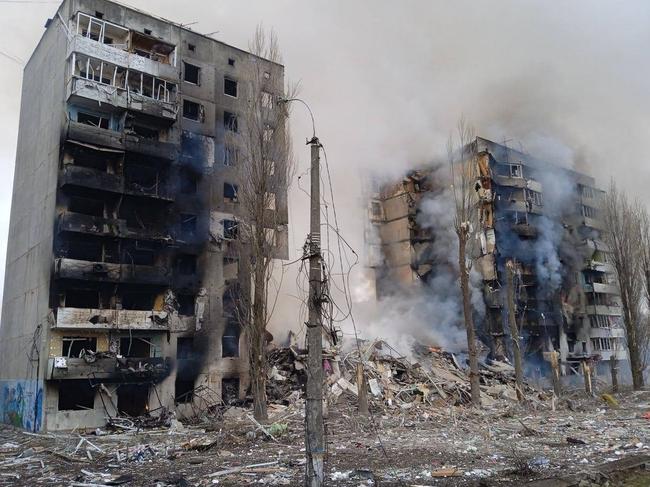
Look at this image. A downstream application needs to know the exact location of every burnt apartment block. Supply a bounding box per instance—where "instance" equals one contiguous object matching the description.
[0,0,288,431]
[367,137,626,380]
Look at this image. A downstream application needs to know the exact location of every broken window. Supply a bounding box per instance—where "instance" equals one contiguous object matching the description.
[261,91,274,110]
[175,379,194,403]
[582,205,598,219]
[58,381,95,411]
[224,183,238,203]
[180,214,198,236]
[120,336,152,357]
[221,378,240,405]
[177,254,197,275]
[183,99,204,122]
[591,337,615,351]
[77,111,109,129]
[117,384,149,416]
[66,237,103,262]
[177,295,195,316]
[130,31,174,64]
[64,289,101,308]
[228,58,235,67]
[183,62,200,85]
[509,164,523,178]
[224,111,238,132]
[224,77,238,97]
[124,164,159,193]
[589,315,611,328]
[188,43,196,52]
[224,145,238,166]
[121,292,155,311]
[62,337,97,358]
[223,219,238,240]
[76,12,129,49]
[222,320,240,357]
[371,201,382,218]
[526,189,543,207]
[68,196,104,217]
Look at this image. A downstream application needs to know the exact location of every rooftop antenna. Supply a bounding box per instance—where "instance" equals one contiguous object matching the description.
[204,31,220,37]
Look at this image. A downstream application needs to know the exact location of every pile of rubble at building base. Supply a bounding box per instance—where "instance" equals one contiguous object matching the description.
[266,338,544,409]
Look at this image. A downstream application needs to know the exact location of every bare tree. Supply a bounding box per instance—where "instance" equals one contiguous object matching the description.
[505,260,525,401]
[448,118,481,406]
[602,180,646,389]
[227,25,297,420]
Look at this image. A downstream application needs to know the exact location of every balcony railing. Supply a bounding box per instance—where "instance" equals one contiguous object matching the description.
[47,355,171,381]
[54,258,171,286]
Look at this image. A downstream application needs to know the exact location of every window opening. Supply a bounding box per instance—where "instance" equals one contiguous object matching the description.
[58,381,95,411]
[183,62,200,84]
[224,183,238,203]
[224,77,238,97]
[224,111,238,132]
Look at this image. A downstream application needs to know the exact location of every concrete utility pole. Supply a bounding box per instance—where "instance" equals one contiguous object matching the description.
[305,137,325,487]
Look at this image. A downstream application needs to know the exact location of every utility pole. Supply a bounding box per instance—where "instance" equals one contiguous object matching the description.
[305,136,325,487]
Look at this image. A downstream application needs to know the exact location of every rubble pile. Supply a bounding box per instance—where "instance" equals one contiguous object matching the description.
[266,339,540,409]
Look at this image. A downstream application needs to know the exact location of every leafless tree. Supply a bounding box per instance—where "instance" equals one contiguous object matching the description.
[227,25,297,420]
[602,180,647,389]
[448,118,481,406]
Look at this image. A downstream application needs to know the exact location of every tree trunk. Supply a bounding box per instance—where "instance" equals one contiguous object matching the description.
[251,250,268,421]
[610,354,618,393]
[458,235,481,406]
[622,296,645,390]
[505,261,525,401]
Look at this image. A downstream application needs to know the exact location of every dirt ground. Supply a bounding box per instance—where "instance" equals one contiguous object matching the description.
[0,389,649,486]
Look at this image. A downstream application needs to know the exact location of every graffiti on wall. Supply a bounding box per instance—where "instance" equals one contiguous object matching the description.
[0,380,43,431]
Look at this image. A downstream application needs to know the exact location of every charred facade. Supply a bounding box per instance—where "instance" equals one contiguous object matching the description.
[368,137,626,379]
[0,0,287,430]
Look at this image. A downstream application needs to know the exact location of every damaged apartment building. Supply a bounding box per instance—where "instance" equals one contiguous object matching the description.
[368,137,626,379]
[0,0,288,431]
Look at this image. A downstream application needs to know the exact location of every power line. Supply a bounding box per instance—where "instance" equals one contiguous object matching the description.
[0,49,24,66]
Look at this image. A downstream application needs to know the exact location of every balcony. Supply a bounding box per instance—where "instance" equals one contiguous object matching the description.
[59,165,174,201]
[54,258,171,286]
[55,307,166,330]
[582,216,605,231]
[589,327,626,339]
[66,121,179,160]
[68,76,177,121]
[58,211,174,243]
[70,14,178,81]
[589,305,623,316]
[587,282,619,295]
[58,212,126,238]
[493,175,527,189]
[47,355,171,381]
[512,223,537,238]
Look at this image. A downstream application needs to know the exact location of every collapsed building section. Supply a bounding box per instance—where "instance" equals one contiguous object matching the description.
[368,137,626,380]
[0,0,288,431]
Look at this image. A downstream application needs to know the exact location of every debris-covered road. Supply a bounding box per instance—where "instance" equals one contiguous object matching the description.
[0,389,649,486]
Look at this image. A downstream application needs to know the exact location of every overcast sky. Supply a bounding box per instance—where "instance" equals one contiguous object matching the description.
[1,0,650,329]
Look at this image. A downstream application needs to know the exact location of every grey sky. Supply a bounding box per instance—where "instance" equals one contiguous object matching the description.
[1,0,649,327]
